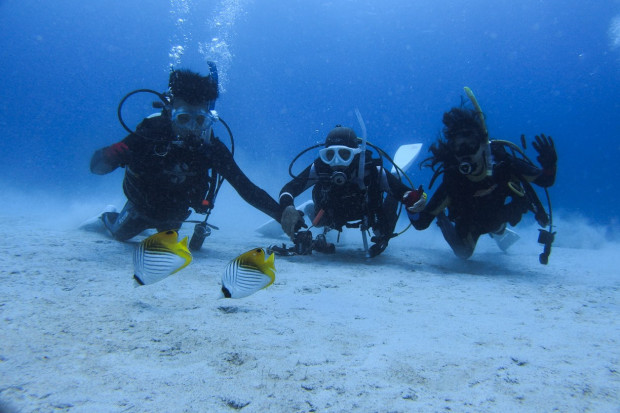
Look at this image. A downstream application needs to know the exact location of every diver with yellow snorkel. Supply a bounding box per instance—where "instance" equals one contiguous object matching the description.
[409,88,557,264]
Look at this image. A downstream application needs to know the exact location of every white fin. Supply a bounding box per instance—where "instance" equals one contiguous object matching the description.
[490,228,520,252]
[79,205,117,232]
[391,143,423,174]
[255,199,313,237]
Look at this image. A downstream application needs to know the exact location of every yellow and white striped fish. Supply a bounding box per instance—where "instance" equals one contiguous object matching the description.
[221,248,276,298]
[133,230,192,285]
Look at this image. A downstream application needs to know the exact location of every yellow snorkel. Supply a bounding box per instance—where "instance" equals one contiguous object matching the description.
[464,87,493,176]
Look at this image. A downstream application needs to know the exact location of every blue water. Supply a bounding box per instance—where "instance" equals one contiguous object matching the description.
[1,0,618,227]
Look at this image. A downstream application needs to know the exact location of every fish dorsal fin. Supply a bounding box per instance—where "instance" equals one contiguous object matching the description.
[266,252,275,267]
[179,236,189,248]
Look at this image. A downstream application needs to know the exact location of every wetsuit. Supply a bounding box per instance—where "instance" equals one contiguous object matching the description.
[90,114,281,240]
[279,153,411,240]
[409,141,556,258]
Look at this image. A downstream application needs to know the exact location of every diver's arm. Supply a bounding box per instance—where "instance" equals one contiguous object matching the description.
[380,168,427,212]
[382,168,412,199]
[532,134,557,187]
[408,183,450,230]
[211,139,282,222]
[90,148,117,175]
[90,139,132,175]
[533,166,556,187]
[89,122,154,175]
[279,164,314,208]
[511,134,556,187]
[511,157,555,187]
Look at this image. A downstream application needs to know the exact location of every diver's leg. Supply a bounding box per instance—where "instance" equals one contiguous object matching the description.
[102,201,151,241]
[155,210,191,233]
[381,196,399,236]
[436,211,477,259]
[489,223,520,252]
[368,197,399,258]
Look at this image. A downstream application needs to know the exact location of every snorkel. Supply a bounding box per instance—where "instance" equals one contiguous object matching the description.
[354,108,370,255]
[464,87,493,177]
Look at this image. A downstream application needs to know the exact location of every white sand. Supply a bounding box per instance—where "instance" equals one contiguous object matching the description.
[1,207,618,412]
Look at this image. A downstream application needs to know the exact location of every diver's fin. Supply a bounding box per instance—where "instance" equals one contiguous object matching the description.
[79,205,118,232]
[266,244,297,256]
[255,199,313,237]
[391,143,423,174]
[490,227,520,252]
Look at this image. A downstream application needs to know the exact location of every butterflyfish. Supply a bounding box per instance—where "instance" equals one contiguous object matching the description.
[133,230,192,285]
[221,248,276,298]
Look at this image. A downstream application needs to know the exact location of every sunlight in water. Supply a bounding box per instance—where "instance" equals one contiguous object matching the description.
[610,15,620,50]
[199,0,251,92]
[168,0,250,92]
[169,0,192,67]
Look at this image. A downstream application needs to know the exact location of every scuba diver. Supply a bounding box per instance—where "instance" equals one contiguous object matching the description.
[277,125,427,258]
[87,64,281,248]
[409,88,557,263]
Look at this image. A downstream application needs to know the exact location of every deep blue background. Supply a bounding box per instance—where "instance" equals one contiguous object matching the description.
[1,0,618,225]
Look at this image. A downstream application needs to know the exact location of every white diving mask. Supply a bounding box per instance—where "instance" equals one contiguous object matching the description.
[319,145,361,167]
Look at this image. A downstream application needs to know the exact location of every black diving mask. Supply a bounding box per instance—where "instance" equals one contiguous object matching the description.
[452,140,481,157]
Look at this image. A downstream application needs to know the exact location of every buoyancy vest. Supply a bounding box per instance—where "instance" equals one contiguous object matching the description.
[311,153,384,230]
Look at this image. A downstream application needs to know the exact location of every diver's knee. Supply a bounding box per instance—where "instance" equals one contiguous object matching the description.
[452,246,474,260]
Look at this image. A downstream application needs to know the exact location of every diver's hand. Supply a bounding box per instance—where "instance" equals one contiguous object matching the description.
[280,205,307,239]
[532,134,557,170]
[103,142,131,165]
[402,186,427,213]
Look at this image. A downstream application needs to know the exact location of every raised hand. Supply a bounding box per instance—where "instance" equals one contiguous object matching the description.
[532,134,557,170]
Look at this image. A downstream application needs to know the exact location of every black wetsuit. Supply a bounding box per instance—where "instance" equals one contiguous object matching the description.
[409,141,556,258]
[90,114,281,240]
[279,153,411,239]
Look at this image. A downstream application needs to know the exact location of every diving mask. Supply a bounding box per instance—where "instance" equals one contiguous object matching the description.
[451,139,481,157]
[319,145,361,168]
[171,107,217,139]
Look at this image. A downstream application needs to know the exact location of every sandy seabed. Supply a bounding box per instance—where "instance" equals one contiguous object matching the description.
[0,213,618,412]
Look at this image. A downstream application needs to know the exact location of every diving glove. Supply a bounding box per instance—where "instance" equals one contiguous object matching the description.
[402,186,427,213]
[281,205,307,240]
[532,134,557,170]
